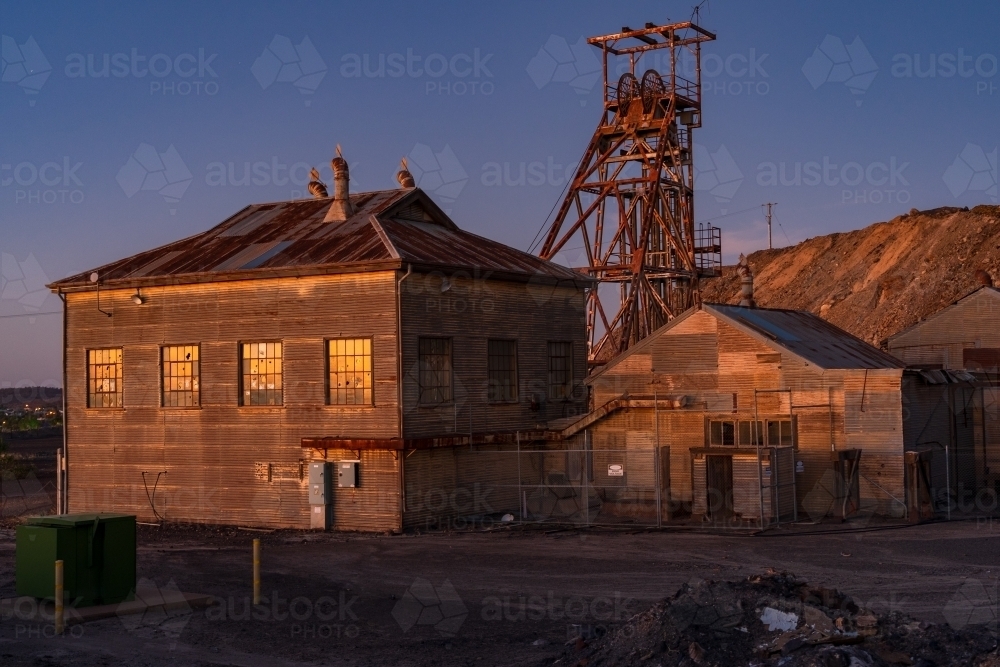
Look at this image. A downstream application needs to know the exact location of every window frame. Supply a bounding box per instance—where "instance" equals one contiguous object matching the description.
[327,337,374,407]
[160,344,201,409]
[547,341,573,401]
[240,341,284,407]
[487,339,519,404]
[418,337,453,406]
[707,417,791,448]
[86,347,124,409]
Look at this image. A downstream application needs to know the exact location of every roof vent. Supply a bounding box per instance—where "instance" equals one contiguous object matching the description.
[737,254,755,308]
[324,145,355,222]
[396,158,415,189]
[307,167,328,198]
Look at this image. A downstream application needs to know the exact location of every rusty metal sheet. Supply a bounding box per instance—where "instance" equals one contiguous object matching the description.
[50,188,589,291]
[705,304,905,370]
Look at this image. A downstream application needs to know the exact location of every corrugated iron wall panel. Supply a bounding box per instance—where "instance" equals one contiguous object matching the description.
[400,277,587,437]
[65,272,401,529]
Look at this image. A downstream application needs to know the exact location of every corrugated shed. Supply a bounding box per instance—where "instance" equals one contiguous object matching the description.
[50,188,588,291]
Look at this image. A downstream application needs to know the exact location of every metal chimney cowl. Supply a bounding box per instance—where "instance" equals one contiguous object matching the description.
[324,151,355,222]
[737,254,755,308]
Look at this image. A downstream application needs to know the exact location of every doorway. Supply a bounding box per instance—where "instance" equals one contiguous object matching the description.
[706,454,734,522]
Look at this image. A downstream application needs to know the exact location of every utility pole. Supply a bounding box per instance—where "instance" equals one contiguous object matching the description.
[764,202,777,250]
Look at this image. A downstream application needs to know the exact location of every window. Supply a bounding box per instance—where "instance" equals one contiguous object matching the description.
[328,338,372,405]
[161,345,199,407]
[708,419,765,447]
[767,419,795,447]
[709,420,736,446]
[87,348,122,408]
[418,337,452,404]
[241,342,283,406]
[487,339,518,403]
[547,341,573,400]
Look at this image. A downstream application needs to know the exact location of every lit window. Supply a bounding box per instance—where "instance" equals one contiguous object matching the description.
[487,339,518,403]
[242,342,283,406]
[328,338,372,405]
[418,337,452,404]
[162,345,199,407]
[547,341,573,400]
[88,348,122,408]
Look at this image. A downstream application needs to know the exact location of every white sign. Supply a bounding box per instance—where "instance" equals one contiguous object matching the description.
[608,464,624,477]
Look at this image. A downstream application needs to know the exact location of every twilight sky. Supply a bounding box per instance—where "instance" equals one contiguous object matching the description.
[1,0,997,386]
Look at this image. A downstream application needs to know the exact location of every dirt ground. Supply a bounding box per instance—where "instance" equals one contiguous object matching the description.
[1,517,999,667]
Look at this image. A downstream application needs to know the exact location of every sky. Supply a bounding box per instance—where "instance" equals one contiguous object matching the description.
[1,0,998,386]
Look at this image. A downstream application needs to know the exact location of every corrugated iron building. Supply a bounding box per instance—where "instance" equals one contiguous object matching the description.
[48,186,590,530]
[569,304,911,520]
[888,286,1000,508]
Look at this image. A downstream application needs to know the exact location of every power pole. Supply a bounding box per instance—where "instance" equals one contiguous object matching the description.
[764,202,777,250]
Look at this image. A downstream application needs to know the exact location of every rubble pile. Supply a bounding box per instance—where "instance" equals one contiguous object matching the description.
[561,574,998,667]
[700,205,1000,345]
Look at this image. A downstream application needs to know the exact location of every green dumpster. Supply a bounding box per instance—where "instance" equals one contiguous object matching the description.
[16,513,136,607]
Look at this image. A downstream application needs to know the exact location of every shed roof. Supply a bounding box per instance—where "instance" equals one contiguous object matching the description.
[49,188,588,291]
[704,304,906,370]
[590,303,904,381]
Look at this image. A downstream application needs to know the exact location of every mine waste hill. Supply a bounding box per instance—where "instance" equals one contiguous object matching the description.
[700,205,1000,346]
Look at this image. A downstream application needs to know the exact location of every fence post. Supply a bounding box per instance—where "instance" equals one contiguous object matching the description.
[252,539,261,605]
[54,559,64,635]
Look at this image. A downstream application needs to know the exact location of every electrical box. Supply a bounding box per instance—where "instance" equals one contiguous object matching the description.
[308,462,331,505]
[338,461,359,488]
[16,513,136,607]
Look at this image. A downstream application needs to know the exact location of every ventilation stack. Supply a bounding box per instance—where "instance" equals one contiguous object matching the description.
[324,146,355,222]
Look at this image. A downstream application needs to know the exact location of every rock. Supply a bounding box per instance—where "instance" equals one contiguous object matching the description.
[802,605,836,634]
[688,641,705,664]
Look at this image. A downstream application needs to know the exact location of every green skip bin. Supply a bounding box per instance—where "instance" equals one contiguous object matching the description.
[16,514,136,607]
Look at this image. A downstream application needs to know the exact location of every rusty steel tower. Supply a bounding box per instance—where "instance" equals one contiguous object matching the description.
[539,21,721,366]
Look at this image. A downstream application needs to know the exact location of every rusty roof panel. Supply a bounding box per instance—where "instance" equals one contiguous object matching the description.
[50,188,591,290]
[706,303,905,370]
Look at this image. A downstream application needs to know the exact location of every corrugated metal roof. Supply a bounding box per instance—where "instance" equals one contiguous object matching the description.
[706,303,905,370]
[49,188,588,290]
[910,368,978,384]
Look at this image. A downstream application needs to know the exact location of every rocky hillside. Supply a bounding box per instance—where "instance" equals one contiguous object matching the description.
[700,205,1000,346]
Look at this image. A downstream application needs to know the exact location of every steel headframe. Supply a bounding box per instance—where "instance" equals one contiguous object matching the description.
[539,21,721,367]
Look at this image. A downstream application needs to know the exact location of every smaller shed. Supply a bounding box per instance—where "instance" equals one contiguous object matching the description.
[887,286,1000,371]
[888,286,1000,509]
[566,303,909,524]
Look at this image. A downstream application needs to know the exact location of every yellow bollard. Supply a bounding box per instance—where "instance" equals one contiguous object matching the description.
[54,559,64,635]
[252,539,261,605]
